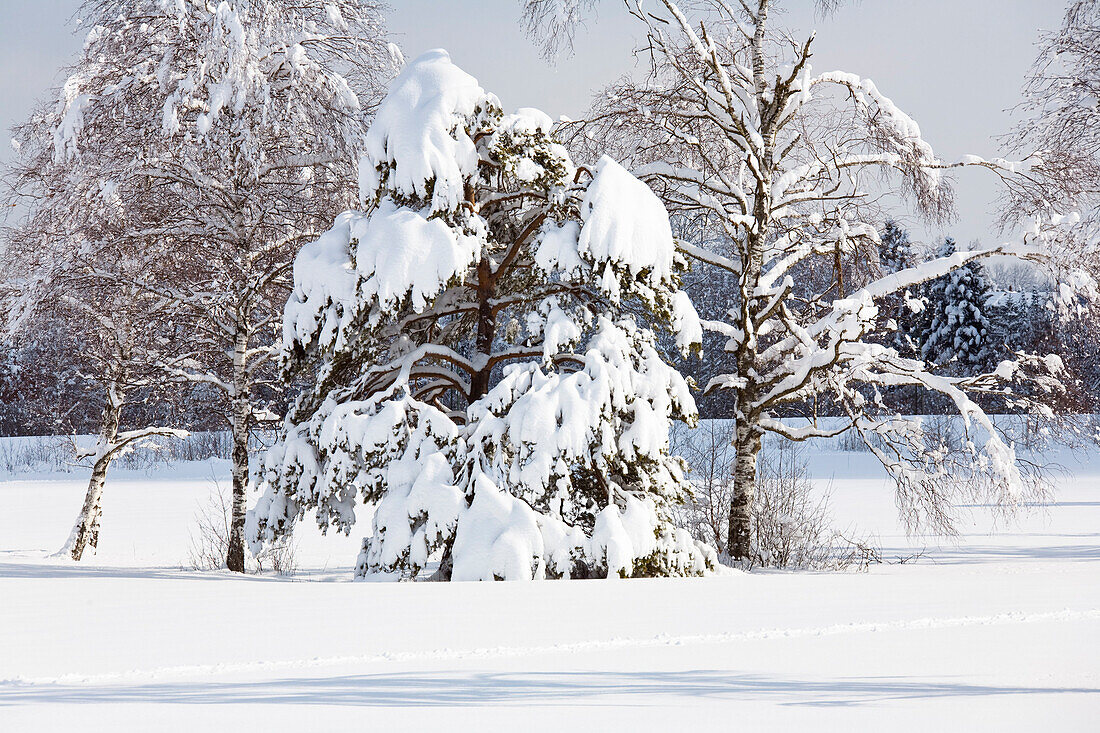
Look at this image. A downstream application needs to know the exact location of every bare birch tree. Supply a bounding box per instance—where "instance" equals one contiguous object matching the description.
[530,0,1087,561]
[27,0,394,571]
[1003,0,1100,250]
[1001,0,1100,406]
[53,283,189,562]
[4,115,188,561]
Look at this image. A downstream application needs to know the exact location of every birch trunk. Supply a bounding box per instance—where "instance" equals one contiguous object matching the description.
[225,326,251,573]
[63,382,124,562]
[725,0,774,563]
[727,420,762,562]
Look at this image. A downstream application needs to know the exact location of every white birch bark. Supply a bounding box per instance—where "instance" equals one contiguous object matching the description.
[61,381,123,562]
[226,325,252,573]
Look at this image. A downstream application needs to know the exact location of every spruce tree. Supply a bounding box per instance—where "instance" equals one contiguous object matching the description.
[879,221,915,274]
[920,238,994,373]
[877,221,925,357]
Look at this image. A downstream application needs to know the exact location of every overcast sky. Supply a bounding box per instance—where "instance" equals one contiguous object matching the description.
[0,0,1066,249]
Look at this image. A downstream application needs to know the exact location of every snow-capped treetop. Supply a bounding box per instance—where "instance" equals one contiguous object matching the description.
[285,50,701,366]
[54,1,389,173]
[361,49,499,211]
[32,0,394,364]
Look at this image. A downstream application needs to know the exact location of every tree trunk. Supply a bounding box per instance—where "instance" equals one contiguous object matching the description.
[751,0,770,97]
[727,420,762,563]
[469,257,496,402]
[226,327,251,573]
[436,257,497,582]
[63,383,123,561]
[727,1,775,564]
[66,456,110,561]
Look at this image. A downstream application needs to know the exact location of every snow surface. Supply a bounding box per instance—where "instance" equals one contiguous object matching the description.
[1,432,1098,730]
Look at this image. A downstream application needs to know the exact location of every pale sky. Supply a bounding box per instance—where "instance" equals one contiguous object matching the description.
[0,0,1067,249]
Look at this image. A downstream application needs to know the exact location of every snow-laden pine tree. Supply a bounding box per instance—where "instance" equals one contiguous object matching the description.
[986,289,1055,368]
[25,0,393,571]
[918,238,994,373]
[247,50,713,580]
[532,0,1087,559]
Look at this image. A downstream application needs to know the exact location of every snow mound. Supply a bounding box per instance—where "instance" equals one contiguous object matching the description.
[283,199,483,354]
[282,211,363,354]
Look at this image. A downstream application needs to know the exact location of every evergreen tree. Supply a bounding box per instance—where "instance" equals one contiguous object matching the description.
[876,221,926,358]
[879,221,915,274]
[248,51,714,581]
[920,238,994,373]
[987,289,1050,358]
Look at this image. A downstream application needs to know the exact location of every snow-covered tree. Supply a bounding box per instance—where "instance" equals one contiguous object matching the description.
[918,238,994,373]
[1005,0,1100,252]
[879,222,915,275]
[247,50,714,581]
[2,149,189,561]
[986,289,1054,363]
[549,0,1084,560]
[875,221,924,356]
[50,281,189,562]
[1002,0,1100,412]
[25,0,393,571]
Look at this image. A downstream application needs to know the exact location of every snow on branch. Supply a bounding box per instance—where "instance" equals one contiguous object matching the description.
[360,49,498,211]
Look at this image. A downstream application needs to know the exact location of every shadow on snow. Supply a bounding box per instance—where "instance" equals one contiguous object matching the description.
[1,670,1097,708]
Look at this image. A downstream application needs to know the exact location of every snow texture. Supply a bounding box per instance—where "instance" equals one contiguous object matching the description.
[360,49,498,212]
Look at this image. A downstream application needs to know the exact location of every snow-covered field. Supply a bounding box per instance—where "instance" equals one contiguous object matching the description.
[1,434,1098,731]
